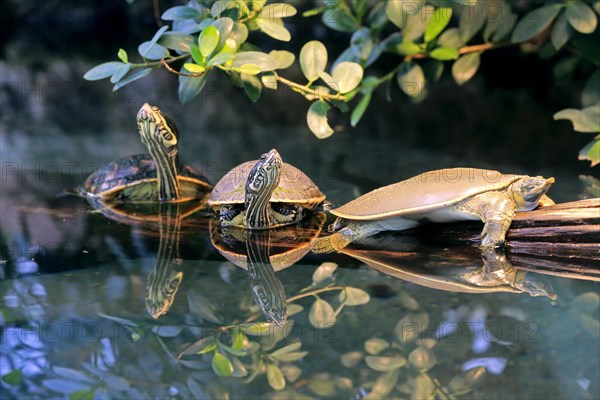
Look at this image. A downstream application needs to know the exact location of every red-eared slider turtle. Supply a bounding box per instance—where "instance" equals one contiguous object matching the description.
[312,168,555,253]
[208,149,325,229]
[79,103,211,203]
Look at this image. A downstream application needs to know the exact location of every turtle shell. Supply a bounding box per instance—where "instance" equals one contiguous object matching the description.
[331,168,523,220]
[80,154,212,203]
[208,160,325,209]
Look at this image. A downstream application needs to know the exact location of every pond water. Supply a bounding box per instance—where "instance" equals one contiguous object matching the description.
[1,50,599,399]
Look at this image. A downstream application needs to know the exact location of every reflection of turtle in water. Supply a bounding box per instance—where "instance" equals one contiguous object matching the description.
[208,149,325,229]
[79,103,211,203]
[342,245,556,299]
[210,214,326,325]
[313,168,554,253]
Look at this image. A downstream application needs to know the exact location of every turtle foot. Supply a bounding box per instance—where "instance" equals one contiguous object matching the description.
[311,232,352,254]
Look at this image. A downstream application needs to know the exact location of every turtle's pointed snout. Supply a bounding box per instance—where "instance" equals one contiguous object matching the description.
[546,177,555,185]
[137,103,154,121]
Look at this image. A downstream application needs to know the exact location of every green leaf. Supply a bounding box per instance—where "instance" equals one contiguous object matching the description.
[269,50,295,69]
[309,298,336,327]
[229,22,249,48]
[262,3,297,19]
[307,101,334,139]
[404,5,434,41]
[238,64,261,75]
[268,351,308,362]
[212,352,234,377]
[551,12,572,50]
[425,7,453,43]
[162,6,202,20]
[492,12,517,42]
[241,73,262,102]
[438,28,464,49]
[554,105,600,132]
[340,287,370,306]
[332,62,363,94]
[212,17,234,50]
[351,27,373,60]
[396,61,425,98]
[582,70,600,107]
[312,261,337,285]
[267,364,286,391]
[190,44,204,65]
[109,63,131,84]
[158,32,196,52]
[184,63,206,73]
[138,41,169,60]
[386,0,425,29]
[142,25,169,58]
[178,72,209,104]
[511,5,562,43]
[300,41,328,82]
[430,47,460,61]
[199,26,220,57]
[396,40,421,56]
[83,62,125,81]
[257,19,291,41]
[117,48,128,63]
[261,72,278,89]
[233,51,277,71]
[219,342,247,357]
[351,92,372,127]
[69,390,95,400]
[112,67,153,91]
[207,52,234,67]
[566,1,598,33]
[553,56,579,79]
[321,6,359,32]
[364,338,390,355]
[365,355,407,372]
[459,2,486,43]
[2,369,23,385]
[198,342,218,354]
[452,52,481,86]
[579,137,600,167]
[243,322,273,336]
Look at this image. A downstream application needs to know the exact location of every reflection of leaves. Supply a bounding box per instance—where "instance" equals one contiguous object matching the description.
[369,369,400,398]
[267,364,286,391]
[340,287,370,306]
[188,291,223,324]
[1,369,23,386]
[312,262,338,285]
[408,346,437,371]
[394,312,429,344]
[42,379,91,394]
[212,352,234,377]
[364,338,390,355]
[152,325,183,337]
[69,390,96,400]
[309,298,336,328]
[365,355,407,371]
[341,351,364,368]
[448,366,486,396]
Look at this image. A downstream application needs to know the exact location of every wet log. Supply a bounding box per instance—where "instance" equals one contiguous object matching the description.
[406,199,600,263]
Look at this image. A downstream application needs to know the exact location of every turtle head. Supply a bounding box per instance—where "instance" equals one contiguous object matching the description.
[244,149,283,229]
[145,270,183,319]
[512,175,555,211]
[137,103,181,201]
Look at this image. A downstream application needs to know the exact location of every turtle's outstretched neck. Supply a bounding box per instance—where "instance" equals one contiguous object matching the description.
[244,149,283,229]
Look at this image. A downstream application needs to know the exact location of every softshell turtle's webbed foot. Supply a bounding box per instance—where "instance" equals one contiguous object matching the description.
[311,227,355,253]
[480,196,515,249]
[538,194,555,207]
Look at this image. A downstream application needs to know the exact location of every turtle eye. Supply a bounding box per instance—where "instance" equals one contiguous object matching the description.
[164,132,173,141]
[260,155,267,161]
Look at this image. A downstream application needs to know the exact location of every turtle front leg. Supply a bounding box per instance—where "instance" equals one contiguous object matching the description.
[480,196,516,249]
[537,194,555,207]
[311,225,357,253]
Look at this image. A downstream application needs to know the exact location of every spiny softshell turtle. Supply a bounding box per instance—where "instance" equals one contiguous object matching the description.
[312,168,555,253]
[210,213,326,325]
[208,149,325,229]
[79,103,211,203]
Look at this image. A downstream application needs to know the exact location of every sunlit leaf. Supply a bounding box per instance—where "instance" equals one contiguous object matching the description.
[364,338,389,355]
[287,303,303,316]
[162,6,202,20]
[430,47,460,60]
[207,52,234,67]
[386,0,425,29]
[404,4,434,41]
[83,62,125,81]
[269,351,308,362]
[396,61,425,97]
[396,40,421,56]
[365,355,407,371]
[425,7,452,43]
[257,19,291,41]
[312,262,338,285]
[309,298,336,327]
[270,341,302,358]
[230,356,249,378]
[452,52,481,85]
[267,364,286,391]
[269,50,295,70]
[511,5,562,43]
[199,26,220,57]
[263,3,297,19]
[117,48,128,63]
[238,64,261,75]
[340,287,370,306]
[370,369,400,397]
[307,100,334,139]
[261,72,278,89]
[332,62,364,94]
[566,1,597,33]
[554,105,600,132]
[300,41,328,82]
[408,346,437,371]
[212,352,234,377]
[198,342,218,355]
[158,32,196,52]
[138,41,169,60]
[212,17,234,50]
[184,63,206,73]
[243,322,273,336]
[437,28,464,49]
[233,51,277,71]
[351,92,372,127]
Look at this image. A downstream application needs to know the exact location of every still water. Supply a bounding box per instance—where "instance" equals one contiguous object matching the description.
[1,50,599,398]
